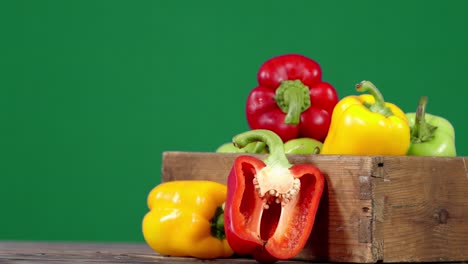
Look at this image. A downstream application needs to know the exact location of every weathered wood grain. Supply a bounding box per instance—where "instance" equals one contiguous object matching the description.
[162,152,376,263]
[374,156,468,262]
[0,241,319,264]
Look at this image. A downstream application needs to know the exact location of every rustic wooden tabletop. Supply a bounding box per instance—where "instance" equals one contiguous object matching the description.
[0,241,312,264]
[1,241,466,264]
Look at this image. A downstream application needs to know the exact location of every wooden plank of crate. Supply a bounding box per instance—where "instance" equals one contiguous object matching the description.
[162,152,377,263]
[373,156,468,262]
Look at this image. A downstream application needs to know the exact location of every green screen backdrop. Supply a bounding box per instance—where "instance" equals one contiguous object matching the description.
[1,0,467,242]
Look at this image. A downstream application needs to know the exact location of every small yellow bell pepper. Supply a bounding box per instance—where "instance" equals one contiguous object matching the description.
[321,80,410,155]
[142,180,234,259]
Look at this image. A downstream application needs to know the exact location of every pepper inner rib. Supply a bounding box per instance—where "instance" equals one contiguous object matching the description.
[254,167,301,207]
[239,162,304,242]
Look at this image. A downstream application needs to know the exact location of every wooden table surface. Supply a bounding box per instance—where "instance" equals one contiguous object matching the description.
[1,241,466,264]
[0,241,312,264]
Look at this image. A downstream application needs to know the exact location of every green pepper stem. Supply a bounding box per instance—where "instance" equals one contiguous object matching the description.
[313,146,320,154]
[356,80,394,117]
[274,80,311,125]
[251,142,267,153]
[233,129,291,169]
[411,96,437,143]
[210,204,226,240]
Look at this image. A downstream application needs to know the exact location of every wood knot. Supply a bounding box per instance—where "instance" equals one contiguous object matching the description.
[434,208,449,224]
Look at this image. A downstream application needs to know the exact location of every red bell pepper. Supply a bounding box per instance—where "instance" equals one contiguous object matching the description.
[224,129,325,263]
[246,54,339,143]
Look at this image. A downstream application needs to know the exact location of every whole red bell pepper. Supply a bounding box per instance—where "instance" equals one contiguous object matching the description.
[246,54,339,143]
[224,129,325,263]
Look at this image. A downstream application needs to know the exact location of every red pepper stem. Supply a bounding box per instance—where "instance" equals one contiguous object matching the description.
[233,129,291,169]
[411,96,437,143]
[274,80,311,125]
[356,80,393,117]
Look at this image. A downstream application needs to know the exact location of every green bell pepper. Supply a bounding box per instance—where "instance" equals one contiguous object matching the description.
[217,136,322,155]
[406,96,457,157]
[284,138,322,154]
[216,141,267,153]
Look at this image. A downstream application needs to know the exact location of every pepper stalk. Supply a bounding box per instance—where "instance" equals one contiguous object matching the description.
[210,203,226,240]
[274,80,311,124]
[356,80,394,117]
[410,96,438,143]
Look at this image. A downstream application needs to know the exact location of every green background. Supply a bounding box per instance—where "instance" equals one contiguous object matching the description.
[1,0,467,242]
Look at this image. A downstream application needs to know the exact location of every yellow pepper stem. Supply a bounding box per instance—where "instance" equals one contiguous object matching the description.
[210,204,226,240]
[356,80,394,117]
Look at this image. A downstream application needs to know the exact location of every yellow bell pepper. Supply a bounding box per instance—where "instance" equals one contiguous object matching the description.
[321,80,410,155]
[142,180,234,259]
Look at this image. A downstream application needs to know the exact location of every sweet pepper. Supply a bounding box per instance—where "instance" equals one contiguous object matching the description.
[321,80,410,155]
[224,129,325,263]
[216,141,267,154]
[142,180,234,259]
[406,96,457,156]
[246,54,339,143]
[216,136,321,155]
[284,138,322,155]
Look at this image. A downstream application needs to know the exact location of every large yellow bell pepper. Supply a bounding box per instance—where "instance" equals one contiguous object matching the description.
[142,180,234,259]
[321,80,410,155]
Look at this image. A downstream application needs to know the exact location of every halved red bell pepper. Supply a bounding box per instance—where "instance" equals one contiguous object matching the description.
[246,54,339,143]
[224,129,325,263]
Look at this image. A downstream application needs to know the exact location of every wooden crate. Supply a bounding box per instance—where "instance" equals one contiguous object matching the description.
[161,152,468,263]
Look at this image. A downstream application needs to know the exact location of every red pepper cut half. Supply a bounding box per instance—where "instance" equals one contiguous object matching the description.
[246,54,339,143]
[224,129,325,263]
